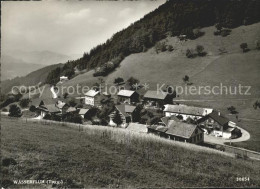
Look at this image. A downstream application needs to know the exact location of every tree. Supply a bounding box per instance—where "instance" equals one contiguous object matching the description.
[112,110,123,127]
[19,98,30,108]
[183,75,189,83]
[227,106,238,114]
[196,45,206,56]
[29,105,36,112]
[63,92,69,99]
[8,104,22,117]
[186,49,196,58]
[127,77,139,88]
[240,43,249,52]
[215,23,223,31]
[168,45,174,51]
[255,40,260,50]
[64,113,82,124]
[114,77,124,85]
[69,99,77,107]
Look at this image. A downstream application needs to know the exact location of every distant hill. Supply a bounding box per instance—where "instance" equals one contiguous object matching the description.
[1,55,45,80]
[3,50,72,66]
[1,63,63,94]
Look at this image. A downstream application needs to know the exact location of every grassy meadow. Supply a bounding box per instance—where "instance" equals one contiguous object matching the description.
[1,117,260,188]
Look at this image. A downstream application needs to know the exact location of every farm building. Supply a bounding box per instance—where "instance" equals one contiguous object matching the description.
[84,90,100,106]
[60,76,69,83]
[148,119,204,144]
[117,90,139,104]
[197,111,239,138]
[37,104,60,118]
[78,108,90,119]
[143,90,172,108]
[109,104,136,128]
[66,107,77,113]
[56,101,69,114]
[163,104,213,121]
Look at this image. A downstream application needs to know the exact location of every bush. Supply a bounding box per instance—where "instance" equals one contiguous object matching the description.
[64,113,82,124]
[186,49,196,58]
[240,43,249,52]
[69,99,77,107]
[114,77,124,85]
[256,40,260,50]
[196,45,206,56]
[29,105,37,112]
[167,45,174,52]
[8,104,22,117]
[220,29,231,37]
[2,157,17,166]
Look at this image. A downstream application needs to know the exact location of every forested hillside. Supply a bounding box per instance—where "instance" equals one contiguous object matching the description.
[45,0,260,84]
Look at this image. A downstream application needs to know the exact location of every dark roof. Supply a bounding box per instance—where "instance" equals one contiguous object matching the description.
[208,111,229,126]
[166,120,197,139]
[143,90,168,100]
[115,104,136,117]
[148,120,198,139]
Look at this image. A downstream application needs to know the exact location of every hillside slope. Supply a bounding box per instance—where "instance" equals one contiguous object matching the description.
[2,117,260,188]
[1,63,63,94]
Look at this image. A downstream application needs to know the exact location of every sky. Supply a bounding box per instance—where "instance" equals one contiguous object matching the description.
[1,0,166,56]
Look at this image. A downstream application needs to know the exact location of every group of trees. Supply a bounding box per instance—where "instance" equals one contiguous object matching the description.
[214,23,232,37]
[186,45,207,58]
[45,0,260,84]
[46,61,75,85]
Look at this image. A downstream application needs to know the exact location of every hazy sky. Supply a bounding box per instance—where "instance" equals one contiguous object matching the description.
[1,0,165,56]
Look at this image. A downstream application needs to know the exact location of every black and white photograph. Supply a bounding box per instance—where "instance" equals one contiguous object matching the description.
[1,0,260,188]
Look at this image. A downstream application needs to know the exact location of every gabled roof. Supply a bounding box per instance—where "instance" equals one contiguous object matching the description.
[45,104,60,113]
[79,108,90,115]
[41,98,58,105]
[148,120,198,139]
[85,90,100,97]
[143,90,168,100]
[115,104,136,117]
[117,90,135,97]
[208,111,229,126]
[166,120,197,139]
[163,104,213,116]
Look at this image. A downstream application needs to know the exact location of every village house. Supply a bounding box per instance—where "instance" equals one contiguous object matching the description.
[66,107,77,113]
[84,89,100,106]
[56,100,69,114]
[37,104,60,118]
[117,90,139,104]
[197,111,240,139]
[78,108,90,119]
[163,104,213,121]
[143,90,172,108]
[147,118,204,144]
[109,104,136,128]
[60,76,69,83]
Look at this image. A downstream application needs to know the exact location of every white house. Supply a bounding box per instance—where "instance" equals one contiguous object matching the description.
[60,76,69,83]
[84,90,100,106]
[163,104,213,121]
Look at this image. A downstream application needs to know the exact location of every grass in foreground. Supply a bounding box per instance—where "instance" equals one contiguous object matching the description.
[2,117,260,188]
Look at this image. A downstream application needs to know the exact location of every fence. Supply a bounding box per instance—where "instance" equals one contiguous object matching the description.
[5,116,260,161]
[204,142,260,160]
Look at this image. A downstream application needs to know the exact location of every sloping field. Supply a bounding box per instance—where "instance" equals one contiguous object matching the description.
[1,117,260,188]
